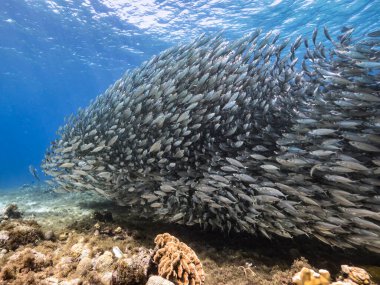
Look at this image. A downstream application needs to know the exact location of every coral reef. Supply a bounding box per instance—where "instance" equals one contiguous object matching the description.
[337,265,371,285]
[153,233,205,285]
[0,247,52,283]
[1,203,22,219]
[292,266,373,285]
[0,219,44,250]
[292,267,331,285]
[0,216,152,285]
[92,222,132,240]
[0,190,379,285]
[275,258,311,284]
[0,230,149,284]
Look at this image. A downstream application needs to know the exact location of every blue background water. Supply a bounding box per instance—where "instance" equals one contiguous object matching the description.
[0,0,379,189]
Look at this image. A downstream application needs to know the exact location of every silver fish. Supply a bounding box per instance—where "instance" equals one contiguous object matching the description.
[42,28,380,253]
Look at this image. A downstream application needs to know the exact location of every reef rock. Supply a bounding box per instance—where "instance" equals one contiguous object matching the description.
[0,219,44,250]
[146,275,176,285]
[0,248,51,283]
[111,247,152,285]
[1,203,22,219]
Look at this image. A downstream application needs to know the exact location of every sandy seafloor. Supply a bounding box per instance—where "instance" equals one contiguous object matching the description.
[0,185,380,285]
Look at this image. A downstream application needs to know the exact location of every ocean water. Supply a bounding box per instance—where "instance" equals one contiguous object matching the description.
[0,0,379,189]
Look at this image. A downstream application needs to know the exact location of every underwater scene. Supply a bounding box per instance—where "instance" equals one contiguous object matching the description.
[1,0,380,284]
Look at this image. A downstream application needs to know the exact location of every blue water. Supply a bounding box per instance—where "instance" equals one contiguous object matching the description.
[0,0,379,189]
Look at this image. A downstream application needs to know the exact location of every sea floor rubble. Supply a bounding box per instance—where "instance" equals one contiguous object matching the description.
[0,189,379,285]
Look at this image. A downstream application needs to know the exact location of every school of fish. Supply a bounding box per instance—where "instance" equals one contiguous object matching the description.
[42,28,380,253]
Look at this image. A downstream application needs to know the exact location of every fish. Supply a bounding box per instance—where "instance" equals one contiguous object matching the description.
[349,141,380,152]
[42,28,380,253]
[368,29,380,37]
[60,162,75,168]
[28,165,40,181]
[309,129,336,136]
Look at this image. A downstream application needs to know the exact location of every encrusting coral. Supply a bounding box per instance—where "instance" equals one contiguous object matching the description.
[292,266,373,285]
[338,265,371,285]
[153,233,205,285]
[292,267,331,285]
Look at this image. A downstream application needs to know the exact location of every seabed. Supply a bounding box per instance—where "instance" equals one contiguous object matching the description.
[0,186,379,285]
